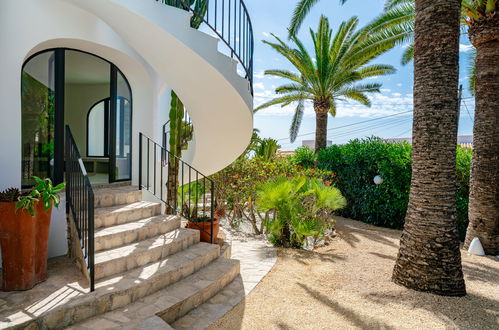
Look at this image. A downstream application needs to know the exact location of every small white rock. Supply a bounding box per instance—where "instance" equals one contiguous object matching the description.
[468,237,485,256]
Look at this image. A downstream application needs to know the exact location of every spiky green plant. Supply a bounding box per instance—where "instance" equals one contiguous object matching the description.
[257,176,346,248]
[255,138,281,162]
[256,16,396,152]
[0,188,21,202]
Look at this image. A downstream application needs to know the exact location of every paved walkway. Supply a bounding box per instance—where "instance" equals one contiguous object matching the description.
[172,235,277,329]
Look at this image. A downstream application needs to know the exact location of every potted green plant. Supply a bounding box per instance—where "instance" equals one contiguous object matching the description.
[186,215,219,243]
[0,177,65,291]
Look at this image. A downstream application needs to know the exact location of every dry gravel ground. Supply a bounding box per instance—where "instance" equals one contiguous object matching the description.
[209,217,499,330]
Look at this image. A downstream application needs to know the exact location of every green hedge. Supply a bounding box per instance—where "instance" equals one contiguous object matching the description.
[316,137,472,240]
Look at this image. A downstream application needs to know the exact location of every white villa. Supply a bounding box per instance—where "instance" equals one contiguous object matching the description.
[0,0,253,328]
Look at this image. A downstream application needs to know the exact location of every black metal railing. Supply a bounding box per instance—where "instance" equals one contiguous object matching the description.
[139,133,216,243]
[65,126,95,291]
[157,0,254,94]
[162,113,193,151]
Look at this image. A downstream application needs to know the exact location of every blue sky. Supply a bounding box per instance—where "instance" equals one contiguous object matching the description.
[243,0,475,150]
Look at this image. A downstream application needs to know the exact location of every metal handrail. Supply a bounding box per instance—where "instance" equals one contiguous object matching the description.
[65,126,95,291]
[139,133,216,244]
[158,0,254,94]
[162,113,192,150]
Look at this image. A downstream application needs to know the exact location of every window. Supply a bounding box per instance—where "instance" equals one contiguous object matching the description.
[87,98,110,157]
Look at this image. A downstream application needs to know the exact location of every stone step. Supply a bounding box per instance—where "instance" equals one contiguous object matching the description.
[95,201,161,229]
[69,258,240,329]
[94,186,142,208]
[36,243,221,329]
[94,228,199,280]
[157,258,240,324]
[94,215,181,252]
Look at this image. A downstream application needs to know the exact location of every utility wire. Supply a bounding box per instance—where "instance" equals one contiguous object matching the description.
[276,110,413,141]
[462,99,474,121]
[279,117,413,145]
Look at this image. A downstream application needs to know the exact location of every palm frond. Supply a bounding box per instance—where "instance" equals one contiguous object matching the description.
[290,99,305,142]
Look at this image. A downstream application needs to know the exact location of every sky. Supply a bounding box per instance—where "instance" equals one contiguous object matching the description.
[241,0,475,150]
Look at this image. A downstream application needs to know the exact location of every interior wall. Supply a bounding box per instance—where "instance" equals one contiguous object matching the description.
[65,83,110,157]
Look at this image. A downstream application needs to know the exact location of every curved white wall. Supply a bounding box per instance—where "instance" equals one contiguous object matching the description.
[67,0,254,175]
[0,0,253,257]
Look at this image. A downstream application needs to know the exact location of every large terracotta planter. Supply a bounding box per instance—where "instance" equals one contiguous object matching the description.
[187,219,219,243]
[0,200,52,291]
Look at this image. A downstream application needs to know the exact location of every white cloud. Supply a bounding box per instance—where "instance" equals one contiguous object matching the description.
[253,82,265,90]
[254,92,414,119]
[262,32,271,38]
[460,44,473,52]
[381,88,391,92]
[254,71,265,79]
[391,92,402,97]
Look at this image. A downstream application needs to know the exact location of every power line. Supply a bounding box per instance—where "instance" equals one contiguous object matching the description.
[276,110,413,141]
[279,116,413,145]
[462,99,474,121]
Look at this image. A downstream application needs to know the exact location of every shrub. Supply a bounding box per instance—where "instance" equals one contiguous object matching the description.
[316,137,472,239]
[293,146,316,168]
[317,137,412,229]
[211,157,335,234]
[256,176,346,248]
[456,146,472,240]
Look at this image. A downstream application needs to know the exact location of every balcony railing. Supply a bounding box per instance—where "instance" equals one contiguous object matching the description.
[158,0,254,94]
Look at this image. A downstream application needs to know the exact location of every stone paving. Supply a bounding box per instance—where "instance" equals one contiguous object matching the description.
[172,234,277,329]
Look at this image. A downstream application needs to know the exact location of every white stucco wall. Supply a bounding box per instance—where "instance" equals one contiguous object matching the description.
[0,0,253,260]
[0,0,165,258]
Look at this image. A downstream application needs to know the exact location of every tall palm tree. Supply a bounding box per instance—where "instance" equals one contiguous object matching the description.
[392,0,466,296]
[463,0,499,255]
[255,16,396,152]
[291,0,480,91]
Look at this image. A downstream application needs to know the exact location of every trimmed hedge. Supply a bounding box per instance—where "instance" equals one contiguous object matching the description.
[316,137,472,240]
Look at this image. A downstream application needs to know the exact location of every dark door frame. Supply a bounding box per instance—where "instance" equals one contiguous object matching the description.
[21,47,133,186]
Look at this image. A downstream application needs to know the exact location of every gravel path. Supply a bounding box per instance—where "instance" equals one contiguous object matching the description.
[209,217,499,330]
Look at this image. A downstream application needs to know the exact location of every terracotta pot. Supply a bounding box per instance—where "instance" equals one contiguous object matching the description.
[187,219,219,243]
[0,200,52,291]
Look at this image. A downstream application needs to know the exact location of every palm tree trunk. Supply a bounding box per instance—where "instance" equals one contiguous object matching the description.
[314,108,328,153]
[464,17,499,255]
[392,0,466,296]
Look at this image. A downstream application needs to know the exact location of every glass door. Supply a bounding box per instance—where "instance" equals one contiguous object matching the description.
[109,66,132,182]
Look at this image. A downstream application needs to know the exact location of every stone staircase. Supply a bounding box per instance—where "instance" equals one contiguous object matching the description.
[24,185,240,329]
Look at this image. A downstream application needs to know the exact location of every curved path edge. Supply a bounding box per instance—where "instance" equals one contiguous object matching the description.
[172,235,277,329]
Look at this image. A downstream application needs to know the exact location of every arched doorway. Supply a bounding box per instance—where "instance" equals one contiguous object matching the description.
[21,48,132,187]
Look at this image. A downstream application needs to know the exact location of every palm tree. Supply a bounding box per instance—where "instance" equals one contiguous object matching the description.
[392,0,466,296]
[463,0,499,255]
[255,16,396,152]
[290,0,479,92]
